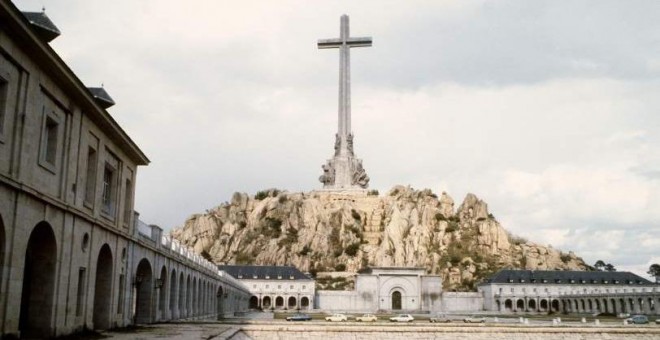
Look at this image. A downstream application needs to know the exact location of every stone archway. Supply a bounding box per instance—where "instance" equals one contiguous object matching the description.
[158,266,167,319]
[250,296,259,309]
[0,215,5,297]
[288,296,297,309]
[19,222,57,338]
[217,286,224,318]
[93,244,113,330]
[135,258,153,324]
[169,269,177,318]
[540,299,548,311]
[301,296,310,310]
[186,275,192,317]
[516,299,525,311]
[551,299,560,312]
[528,299,537,311]
[275,296,284,309]
[392,291,402,310]
[504,299,513,311]
[178,273,185,317]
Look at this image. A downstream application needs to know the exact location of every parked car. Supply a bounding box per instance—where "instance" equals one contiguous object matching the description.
[390,314,415,322]
[286,313,312,321]
[429,314,452,323]
[355,314,378,322]
[463,316,486,323]
[325,313,348,322]
[626,315,649,324]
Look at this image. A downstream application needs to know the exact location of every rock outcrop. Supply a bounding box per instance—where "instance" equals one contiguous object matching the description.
[170,186,587,290]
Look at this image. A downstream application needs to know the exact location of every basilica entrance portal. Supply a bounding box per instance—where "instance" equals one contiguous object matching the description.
[392,291,402,310]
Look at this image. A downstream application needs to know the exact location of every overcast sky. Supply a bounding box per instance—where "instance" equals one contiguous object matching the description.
[16,0,660,278]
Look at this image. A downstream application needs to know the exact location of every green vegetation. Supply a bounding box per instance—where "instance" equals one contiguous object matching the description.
[434,213,446,221]
[351,209,361,221]
[367,189,379,196]
[298,245,311,256]
[445,221,459,233]
[344,243,361,256]
[316,276,351,290]
[261,217,282,238]
[334,263,346,271]
[277,227,298,248]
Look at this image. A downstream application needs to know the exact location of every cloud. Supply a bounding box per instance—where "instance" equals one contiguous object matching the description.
[13,0,660,279]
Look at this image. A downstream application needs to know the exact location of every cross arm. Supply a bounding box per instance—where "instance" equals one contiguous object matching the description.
[317,37,373,49]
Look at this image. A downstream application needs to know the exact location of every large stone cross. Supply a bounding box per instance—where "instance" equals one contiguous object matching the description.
[317,15,371,190]
[318,14,372,141]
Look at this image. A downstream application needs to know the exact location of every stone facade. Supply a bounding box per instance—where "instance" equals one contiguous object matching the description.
[0,3,249,337]
[479,269,660,315]
[219,265,315,310]
[315,267,442,312]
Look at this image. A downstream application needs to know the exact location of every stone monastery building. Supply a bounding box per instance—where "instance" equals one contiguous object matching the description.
[219,265,315,310]
[0,2,249,338]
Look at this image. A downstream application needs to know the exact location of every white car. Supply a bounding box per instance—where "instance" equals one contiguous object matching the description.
[355,314,378,322]
[389,314,414,322]
[325,313,348,322]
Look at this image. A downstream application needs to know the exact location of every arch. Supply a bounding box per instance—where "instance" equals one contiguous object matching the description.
[551,299,559,312]
[540,299,548,311]
[135,258,153,324]
[192,277,197,316]
[391,291,402,310]
[169,269,177,318]
[288,296,297,309]
[516,299,525,311]
[217,286,224,319]
[158,266,167,317]
[186,274,192,317]
[93,244,113,330]
[19,222,57,338]
[587,299,593,312]
[528,299,536,310]
[620,298,626,313]
[0,215,5,300]
[262,295,271,309]
[178,273,185,317]
[504,299,513,311]
[301,296,310,310]
[580,299,586,312]
[594,299,601,313]
[609,299,616,314]
[649,298,655,311]
[275,296,284,309]
[249,296,259,309]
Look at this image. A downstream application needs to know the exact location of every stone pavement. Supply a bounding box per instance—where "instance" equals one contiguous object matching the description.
[99,316,660,340]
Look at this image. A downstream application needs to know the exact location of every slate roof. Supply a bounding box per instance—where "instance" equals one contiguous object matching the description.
[22,11,61,42]
[483,269,654,285]
[87,87,116,109]
[218,265,312,281]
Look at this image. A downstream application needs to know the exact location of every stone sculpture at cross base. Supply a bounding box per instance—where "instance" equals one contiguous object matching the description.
[317,15,371,191]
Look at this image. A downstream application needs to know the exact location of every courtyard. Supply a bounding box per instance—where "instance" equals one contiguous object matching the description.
[95,313,660,340]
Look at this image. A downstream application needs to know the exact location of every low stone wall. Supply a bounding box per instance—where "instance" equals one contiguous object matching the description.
[441,292,484,312]
[228,324,660,340]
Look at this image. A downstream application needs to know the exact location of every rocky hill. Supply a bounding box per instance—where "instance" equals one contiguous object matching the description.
[170,186,588,291]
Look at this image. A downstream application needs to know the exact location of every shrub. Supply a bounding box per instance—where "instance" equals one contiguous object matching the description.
[334,263,347,271]
[435,213,446,221]
[298,245,311,256]
[344,243,361,256]
[445,221,458,233]
[351,209,361,221]
[255,191,268,200]
[262,217,282,238]
[560,253,572,263]
[367,189,379,196]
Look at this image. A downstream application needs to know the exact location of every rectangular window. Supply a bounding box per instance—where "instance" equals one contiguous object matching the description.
[43,115,59,166]
[76,267,87,316]
[84,146,98,206]
[102,165,115,215]
[0,77,7,135]
[117,274,125,314]
[123,178,132,226]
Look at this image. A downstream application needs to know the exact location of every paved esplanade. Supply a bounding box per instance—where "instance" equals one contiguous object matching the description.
[318,15,371,190]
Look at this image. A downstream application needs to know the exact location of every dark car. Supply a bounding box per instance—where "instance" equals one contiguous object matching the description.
[286,313,313,321]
